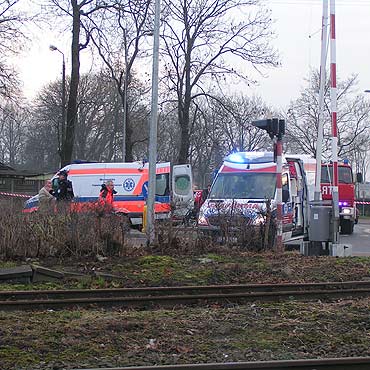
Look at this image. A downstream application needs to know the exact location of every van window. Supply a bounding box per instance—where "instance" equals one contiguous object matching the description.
[174,175,191,196]
[282,173,289,191]
[156,174,169,196]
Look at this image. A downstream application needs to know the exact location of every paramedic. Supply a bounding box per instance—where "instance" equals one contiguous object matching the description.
[99,180,117,205]
[55,170,74,201]
[200,184,211,205]
[38,180,56,212]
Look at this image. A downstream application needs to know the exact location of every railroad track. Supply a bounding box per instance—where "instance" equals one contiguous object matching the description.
[71,357,370,370]
[2,280,370,311]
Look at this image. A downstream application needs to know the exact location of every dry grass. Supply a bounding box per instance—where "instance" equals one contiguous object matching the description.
[0,200,128,260]
[0,199,274,261]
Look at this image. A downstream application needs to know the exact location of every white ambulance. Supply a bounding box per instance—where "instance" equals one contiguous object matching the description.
[198,152,313,242]
[24,161,194,225]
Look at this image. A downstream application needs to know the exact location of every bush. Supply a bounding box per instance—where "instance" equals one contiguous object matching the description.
[0,200,129,260]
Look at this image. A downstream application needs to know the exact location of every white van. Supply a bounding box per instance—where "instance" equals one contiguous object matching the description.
[24,161,194,225]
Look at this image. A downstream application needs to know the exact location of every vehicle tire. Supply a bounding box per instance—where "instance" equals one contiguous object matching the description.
[340,219,354,235]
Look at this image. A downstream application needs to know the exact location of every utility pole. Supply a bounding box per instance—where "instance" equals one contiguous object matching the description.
[314,0,328,201]
[146,0,161,245]
[329,0,340,244]
[275,125,284,252]
[252,118,285,252]
[122,28,128,162]
[49,45,66,167]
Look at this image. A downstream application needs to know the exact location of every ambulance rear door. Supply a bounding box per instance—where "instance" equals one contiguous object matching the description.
[171,164,194,217]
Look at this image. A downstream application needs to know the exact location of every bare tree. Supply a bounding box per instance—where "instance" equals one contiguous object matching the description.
[346,133,370,181]
[0,101,28,165]
[0,0,29,100]
[215,95,272,153]
[48,0,115,166]
[89,0,152,161]
[157,93,273,187]
[286,71,370,161]
[24,69,150,170]
[161,0,278,164]
[189,94,272,186]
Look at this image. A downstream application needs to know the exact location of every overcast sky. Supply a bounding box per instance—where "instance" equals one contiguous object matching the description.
[18,0,370,110]
[250,0,370,109]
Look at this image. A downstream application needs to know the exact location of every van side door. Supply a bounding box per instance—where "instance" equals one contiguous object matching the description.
[171,164,194,217]
[282,172,294,232]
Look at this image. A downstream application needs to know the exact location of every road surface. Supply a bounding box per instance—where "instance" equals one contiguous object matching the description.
[342,218,370,256]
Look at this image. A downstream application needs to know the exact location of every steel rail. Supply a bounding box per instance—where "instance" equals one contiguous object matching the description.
[2,280,370,301]
[2,286,370,311]
[72,357,370,370]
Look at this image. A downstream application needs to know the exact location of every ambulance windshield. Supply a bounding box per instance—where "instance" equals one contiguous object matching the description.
[210,172,276,200]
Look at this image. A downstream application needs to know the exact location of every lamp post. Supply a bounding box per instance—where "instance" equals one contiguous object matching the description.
[49,45,66,160]
[122,29,128,162]
[146,0,161,245]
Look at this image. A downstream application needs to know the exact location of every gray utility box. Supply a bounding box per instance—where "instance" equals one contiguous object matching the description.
[309,201,333,242]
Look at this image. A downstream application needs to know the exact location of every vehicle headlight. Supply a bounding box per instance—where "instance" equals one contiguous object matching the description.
[198,213,209,226]
[342,208,351,215]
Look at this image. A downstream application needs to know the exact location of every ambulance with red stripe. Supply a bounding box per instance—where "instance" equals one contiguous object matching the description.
[24,162,194,225]
[198,152,313,243]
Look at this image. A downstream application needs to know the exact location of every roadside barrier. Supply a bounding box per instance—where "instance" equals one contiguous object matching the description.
[0,191,32,199]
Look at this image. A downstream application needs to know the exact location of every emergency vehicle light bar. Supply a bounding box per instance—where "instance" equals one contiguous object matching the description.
[225,152,274,164]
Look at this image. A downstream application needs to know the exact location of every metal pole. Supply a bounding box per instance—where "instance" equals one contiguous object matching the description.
[314,0,328,201]
[276,137,283,252]
[50,45,66,167]
[122,28,128,162]
[330,0,340,242]
[146,0,161,245]
[61,54,66,153]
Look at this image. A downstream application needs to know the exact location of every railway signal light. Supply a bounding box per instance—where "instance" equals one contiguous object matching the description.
[252,118,285,140]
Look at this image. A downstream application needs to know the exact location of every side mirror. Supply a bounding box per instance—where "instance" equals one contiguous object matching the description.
[356,173,363,183]
[282,188,290,203]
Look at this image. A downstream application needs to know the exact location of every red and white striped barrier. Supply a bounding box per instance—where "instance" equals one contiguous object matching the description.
[0,191,32,199]
[356,201,370,205]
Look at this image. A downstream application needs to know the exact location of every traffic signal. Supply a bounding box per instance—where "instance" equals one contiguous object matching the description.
[252,118,285,140]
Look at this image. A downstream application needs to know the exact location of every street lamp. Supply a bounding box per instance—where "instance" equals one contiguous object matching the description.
[49,44,66,158]
[122,29,128,162]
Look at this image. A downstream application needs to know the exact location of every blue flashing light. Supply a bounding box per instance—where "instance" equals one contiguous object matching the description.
[225,152,274,165]
[227,153,246,163]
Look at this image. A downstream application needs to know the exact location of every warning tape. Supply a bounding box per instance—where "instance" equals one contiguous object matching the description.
[0,191,32,199]
[355,201,370,205]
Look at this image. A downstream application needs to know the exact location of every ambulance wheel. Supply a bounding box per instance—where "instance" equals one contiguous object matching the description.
[340,219,354,235]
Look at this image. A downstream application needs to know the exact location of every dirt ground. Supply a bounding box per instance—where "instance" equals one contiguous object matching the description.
[1,252,370,369]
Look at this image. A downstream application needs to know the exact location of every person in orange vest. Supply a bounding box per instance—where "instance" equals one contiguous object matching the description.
[99,180,117,205]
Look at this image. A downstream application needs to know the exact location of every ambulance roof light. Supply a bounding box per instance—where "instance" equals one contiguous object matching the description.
[227,153,245,163]
[225,152,274,164]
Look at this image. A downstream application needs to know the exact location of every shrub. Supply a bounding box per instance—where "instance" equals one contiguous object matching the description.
[0,200,129,260]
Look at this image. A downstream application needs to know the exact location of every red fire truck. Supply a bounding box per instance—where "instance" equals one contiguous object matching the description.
[320,161,358,235]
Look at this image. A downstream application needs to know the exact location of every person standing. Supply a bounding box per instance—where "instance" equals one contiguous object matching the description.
[55,170,74,201]
[38,180,56,212]
[200,184,211,206]
[99,180,117,205]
